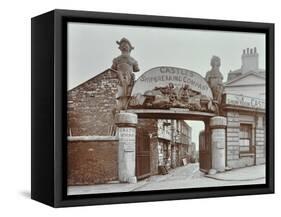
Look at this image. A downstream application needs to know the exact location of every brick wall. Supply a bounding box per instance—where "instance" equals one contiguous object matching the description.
[67,69,119,136]
[68,139,118,185]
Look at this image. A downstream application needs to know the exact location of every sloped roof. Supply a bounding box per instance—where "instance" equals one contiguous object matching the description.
[68,68,118,92]
[227,69,242,82]
[225,70,265,86]
[227,68,265,81]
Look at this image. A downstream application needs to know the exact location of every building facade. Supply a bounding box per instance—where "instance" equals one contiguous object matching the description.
[224,47,265,99]
[67,68,119,136]
[157,119,191,170]
[67,69,193,185]
[222,47,266,169]
[221,93,265,169]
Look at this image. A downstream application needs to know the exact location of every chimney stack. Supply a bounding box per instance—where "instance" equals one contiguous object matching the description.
[241,47,259,73]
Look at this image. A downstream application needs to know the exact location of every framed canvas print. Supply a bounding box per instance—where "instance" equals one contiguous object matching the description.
[31,9,274,207]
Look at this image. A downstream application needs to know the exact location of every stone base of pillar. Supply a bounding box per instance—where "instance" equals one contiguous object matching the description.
[128,176,137,184]
[115,112,138,184]
[208,169,217,175]
[210,116,227,172]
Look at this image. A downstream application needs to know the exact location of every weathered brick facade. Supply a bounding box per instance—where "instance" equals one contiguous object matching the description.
[67,69,120,185]
[67,69,119,136]
[68,139,118,185]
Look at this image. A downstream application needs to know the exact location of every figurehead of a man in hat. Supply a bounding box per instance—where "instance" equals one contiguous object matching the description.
[116,37,135,55]
[112,37,139,73]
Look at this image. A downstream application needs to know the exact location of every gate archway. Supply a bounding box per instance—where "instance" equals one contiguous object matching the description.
[127,109,214,172]
[126,66,219,175]
[115,66,227,183]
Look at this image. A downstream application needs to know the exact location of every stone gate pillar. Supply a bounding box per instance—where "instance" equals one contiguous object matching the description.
[115,112,138,183]
[210,116,227,172]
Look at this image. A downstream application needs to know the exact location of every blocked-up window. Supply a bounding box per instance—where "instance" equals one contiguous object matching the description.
[239,124,252,153]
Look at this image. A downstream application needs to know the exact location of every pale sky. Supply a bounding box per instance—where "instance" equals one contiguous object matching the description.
[67,22,265,90]
[67,22,265,148]
[186,121,204,149]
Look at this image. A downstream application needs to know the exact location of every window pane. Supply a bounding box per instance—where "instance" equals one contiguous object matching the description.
[240,124,250,138]
[239,124,252,153]
[239,139,250,152]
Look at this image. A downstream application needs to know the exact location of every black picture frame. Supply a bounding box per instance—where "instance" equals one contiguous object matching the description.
[31,9,274,207]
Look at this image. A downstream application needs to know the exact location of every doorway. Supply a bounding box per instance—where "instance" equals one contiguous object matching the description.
[136,127,151,180]
[185,120,211,172]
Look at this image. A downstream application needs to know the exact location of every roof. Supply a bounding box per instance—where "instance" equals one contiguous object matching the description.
[225,70,265,86]
[68,68,118,92]
[227,68,265,82]
[227,69,242,82]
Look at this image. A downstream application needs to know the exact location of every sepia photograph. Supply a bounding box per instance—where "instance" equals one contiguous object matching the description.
[66,21,266,195]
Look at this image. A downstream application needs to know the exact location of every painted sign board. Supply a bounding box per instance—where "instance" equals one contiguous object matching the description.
[132,66,213,98]
[118,128,136,152]
[224,94,265,109]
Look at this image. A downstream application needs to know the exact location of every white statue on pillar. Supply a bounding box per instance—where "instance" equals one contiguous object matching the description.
[205,56,224,105]
[111,38,140,110]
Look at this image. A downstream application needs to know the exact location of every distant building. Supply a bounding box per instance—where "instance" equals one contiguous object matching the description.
[157,120,192,169]
[224,47,265,99]
[188,142,196,163]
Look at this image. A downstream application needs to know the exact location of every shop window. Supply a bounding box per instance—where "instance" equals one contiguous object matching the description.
[239,124,253,153]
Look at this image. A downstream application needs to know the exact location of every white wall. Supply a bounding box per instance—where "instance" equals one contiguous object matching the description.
[225,85,266,99]
[0,0,279,216]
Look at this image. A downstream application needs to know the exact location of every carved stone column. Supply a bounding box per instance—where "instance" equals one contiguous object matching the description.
[210,116,227,172]
[115,112,138,183]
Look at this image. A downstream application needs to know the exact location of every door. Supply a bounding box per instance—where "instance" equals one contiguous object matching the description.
[199,121,212,172]
[136,127,151,180]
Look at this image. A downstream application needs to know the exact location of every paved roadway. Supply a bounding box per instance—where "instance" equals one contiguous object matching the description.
[67,163,266,195]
